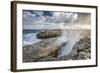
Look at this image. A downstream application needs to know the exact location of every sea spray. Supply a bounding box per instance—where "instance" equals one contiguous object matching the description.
[56,29,68,44]
[58,30,80,57]
[23,33,41,46]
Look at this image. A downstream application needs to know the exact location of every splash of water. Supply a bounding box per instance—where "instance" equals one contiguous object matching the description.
[58,30,80,57]
[23,33,41,46]
[57,29,68,44]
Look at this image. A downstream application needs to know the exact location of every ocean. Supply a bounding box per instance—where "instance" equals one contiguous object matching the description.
[23,29,43,46]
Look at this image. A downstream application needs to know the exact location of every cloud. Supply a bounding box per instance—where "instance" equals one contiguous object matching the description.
[53,12,78,23]
[33,11,44,16]
[23,11,36,26]
[23,10,79,29]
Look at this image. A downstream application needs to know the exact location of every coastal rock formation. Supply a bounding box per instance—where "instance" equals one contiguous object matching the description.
[71,37,91,60]
[35,37,91,61]
[23,37,91,62]
[23,38,67,62]
[36,29,61,39]
[23,29,91,62]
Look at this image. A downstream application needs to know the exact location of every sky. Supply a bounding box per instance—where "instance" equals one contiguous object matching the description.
[23,10,90,29]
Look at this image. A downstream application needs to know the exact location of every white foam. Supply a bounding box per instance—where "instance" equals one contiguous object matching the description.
[23,33,41,46]
[58,30,80,57]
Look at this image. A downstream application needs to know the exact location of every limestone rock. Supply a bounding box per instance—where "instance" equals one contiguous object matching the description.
[23,38,67,62]
[36,29,61,39]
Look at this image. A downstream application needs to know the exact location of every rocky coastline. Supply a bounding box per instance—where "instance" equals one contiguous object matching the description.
[23,30,91,62]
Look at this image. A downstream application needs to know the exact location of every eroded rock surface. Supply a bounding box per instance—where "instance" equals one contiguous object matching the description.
[36,29,61,39]
[23,38,67,62]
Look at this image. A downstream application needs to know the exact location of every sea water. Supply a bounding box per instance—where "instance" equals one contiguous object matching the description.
[23,29,42,46]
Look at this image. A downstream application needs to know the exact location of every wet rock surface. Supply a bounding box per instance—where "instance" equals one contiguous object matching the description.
[36,29,61,39]
[23,37,91,62]
[23,37,67,62]
[71,37,91,60]
[23,30,91,62]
